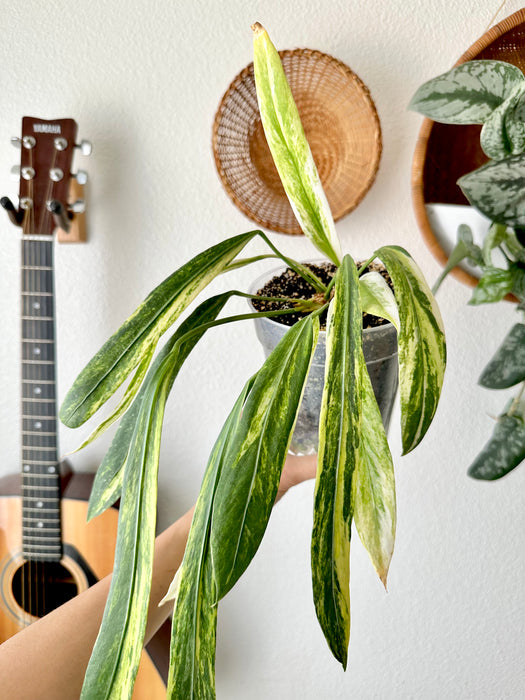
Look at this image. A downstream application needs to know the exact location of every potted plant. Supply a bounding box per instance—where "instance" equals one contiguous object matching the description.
[60,24,446,699]
[410,58,525,480]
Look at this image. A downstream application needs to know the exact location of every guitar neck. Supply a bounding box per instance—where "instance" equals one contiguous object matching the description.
[20,236,62,561]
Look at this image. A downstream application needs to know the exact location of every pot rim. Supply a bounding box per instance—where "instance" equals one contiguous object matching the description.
[248,261,395,335]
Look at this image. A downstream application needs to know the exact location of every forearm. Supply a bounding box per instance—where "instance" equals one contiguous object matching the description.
[0,506,194,700]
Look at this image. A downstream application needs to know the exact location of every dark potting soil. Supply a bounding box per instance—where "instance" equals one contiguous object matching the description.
[251,262,393,330]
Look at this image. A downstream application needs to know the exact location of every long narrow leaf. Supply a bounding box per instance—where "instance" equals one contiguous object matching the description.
[252,23,342,265]
[168,377,256,700]
[375,246,446,454]
[352,362,396,588]
[61,231,258,428]
[87,293,236,520]
[80,372,170,699]
[311,255,362,669]
[359,271,400,329]
[210,313,319,599]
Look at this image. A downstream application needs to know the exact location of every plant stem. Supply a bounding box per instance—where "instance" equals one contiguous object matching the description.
[508,382,525,416]
[256,231,328,293]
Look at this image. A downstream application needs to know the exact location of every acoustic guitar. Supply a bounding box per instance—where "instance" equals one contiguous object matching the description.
[0,117,169,696]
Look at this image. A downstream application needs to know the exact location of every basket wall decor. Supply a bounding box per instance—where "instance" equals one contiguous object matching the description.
[213,49,382,234]
[412,8,525,290]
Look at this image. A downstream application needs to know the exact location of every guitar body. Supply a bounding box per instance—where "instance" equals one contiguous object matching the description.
[0,470,168,697]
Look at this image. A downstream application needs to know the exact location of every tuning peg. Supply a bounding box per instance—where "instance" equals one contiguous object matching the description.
[76,140,92,156]
[74,170,88,185]
[11,136,35,149]
[68,199,86,214]
[1,196,24,226]
[47,200,72,233]
[11,165,35,181]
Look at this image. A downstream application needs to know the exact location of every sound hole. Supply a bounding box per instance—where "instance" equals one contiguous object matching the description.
[12,560,79,618]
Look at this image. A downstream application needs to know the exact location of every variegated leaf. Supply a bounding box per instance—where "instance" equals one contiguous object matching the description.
[480,82,525,159]
[468,410,525,480]
[479,323,525,389]
[87,293,235,520]
[458,154,525,228]
[80,368,171,698]
[312,255,362,669]
[211,313,319,599]
[375,246,446,454]
[60,231,257,428]
[252,23,342,266]
[353,361,396,588]
[359,271,400,329]
[168,377,255,700]
[469,266,515,305]
[409,60,525,124]
[432,224,483,294]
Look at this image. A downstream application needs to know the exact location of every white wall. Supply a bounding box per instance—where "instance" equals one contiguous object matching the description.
[1,0,524,697]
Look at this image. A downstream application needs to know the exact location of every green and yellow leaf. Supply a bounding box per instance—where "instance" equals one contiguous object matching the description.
[168,377,256,700]
[210,313,319,599]
[352,362,396,588]
[60,232,258,428]
[252,23,342,266]
[87,293,235,520]
[375,246,446,454]
[312,255,362,669]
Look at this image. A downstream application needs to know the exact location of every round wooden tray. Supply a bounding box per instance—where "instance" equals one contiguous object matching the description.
[412,8,525,290]
[213,48,382,234]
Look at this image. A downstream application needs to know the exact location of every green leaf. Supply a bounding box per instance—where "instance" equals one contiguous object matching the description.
[359,271,399,329]
[80,360,173,698]
[311,255,362,669]
[210,312,319,599]
[409,60,525,124]
[469,266,514,305]
[433,224,486,294]
[503,229,525,263]
[480,82,525,159]
[375,246,446,454]
[252,23,342,266]
[458,154,525,228]
[479,323,525,389]
[60,232,257,428]
[482,223,508,266]
[87,293,235,520]
[352,361,396,588]
[72,346,156,455]
[168,376,256,700]
[468,411,525,480]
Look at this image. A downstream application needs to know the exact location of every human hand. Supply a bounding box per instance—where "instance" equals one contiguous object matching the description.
[275,453,318,503]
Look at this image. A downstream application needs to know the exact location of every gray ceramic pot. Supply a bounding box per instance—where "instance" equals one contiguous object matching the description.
[250,267,399,455]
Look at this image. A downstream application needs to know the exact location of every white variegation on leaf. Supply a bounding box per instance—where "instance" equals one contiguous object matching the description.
[375,246,446,454]
[458,154,525,227]
[359,271,400,330]
[480,82,525,159]
[252,23,342,266]
[353,362,396,588]
[409,60,525,124]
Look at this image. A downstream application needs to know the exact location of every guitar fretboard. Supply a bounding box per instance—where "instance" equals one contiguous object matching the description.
[20,237,62,561]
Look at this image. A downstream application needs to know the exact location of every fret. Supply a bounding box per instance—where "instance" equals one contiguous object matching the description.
[22,430,57,437]
[22,398,56,405]
[21,459,59,466]
[23,516,60,523]
[21,265,53,271]
[22,290,53,295]
[22,544,61,551]
[23,359,55,365]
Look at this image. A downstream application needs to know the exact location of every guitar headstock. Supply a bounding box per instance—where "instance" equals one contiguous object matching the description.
[2,117,90,240]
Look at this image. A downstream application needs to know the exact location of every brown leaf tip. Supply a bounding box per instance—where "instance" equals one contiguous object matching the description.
[251,22,265,35]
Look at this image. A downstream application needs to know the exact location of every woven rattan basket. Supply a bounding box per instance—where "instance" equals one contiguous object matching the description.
[213,49,382,234]
[412,8,525,290]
